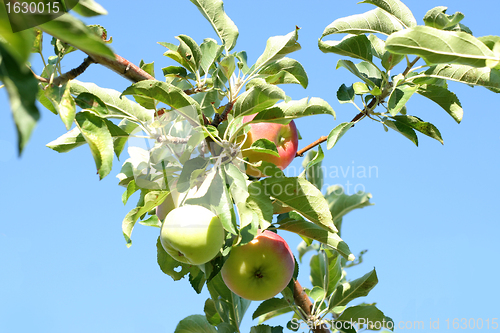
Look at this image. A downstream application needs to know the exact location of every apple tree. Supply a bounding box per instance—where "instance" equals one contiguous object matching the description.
[1,0,499,332]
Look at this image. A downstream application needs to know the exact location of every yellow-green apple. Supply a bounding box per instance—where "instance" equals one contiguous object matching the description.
[160,205,225,265]
[221,230,295,301]
[241,114,299,177]
[156,184,198,221]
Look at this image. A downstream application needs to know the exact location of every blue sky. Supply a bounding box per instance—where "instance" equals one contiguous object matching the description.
[1,0,499,332]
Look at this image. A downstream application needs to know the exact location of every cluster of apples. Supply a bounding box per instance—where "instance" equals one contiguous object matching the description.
[157,116,298,301]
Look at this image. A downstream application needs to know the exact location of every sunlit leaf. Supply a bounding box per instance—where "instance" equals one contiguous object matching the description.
[253,97,335,122]
[419,64,500,91]
[391,115,443,144]
[387,84,418,116]
[423,6,464,30]
[233,79,286,117]
[329,269,378,309]
[319,34,373,62]
[359,0,416,27]
[254,28,301,72]
[258,58,308,88]
[416,84,463,123]
[46,83,76,130]
[327,122,354,150]
[383,118,418,146]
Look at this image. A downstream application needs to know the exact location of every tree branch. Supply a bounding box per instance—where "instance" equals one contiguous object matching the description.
[212,101,235,127]
[51,56,95,86]
[85,53,155,82]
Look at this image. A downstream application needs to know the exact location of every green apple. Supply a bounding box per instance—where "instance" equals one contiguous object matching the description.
[160,205,225,265]
[156,184,198,222]
[221,230,295,301]
[241,114,299,177]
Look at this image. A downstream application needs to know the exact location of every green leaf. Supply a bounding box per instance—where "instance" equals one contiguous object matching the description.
[391,115,443,144]
[252,298,291,320]
[69,0,108,17]
[319,34,373,62]
[204,299,222,326]
[329,269,378,309]
[200,38,224,74]
[277,218,354,261]
[189,0,239,52]
[423,6,464,30]
[174,314,218,333]
[74,92,109,115]
[39,14,114,60]
[321,8,403,37]
[207,273,251,329]
[247,182,274,230]
[0,43,40,155]
[45,83,76,130]
[302,148,324,191]
[254,28,301,72]
[122,80,201,126]
[368,34,386,59]
[383,118,418,146]
[420,64,500,91]
[416,84,463,123]
[337,84,355,104]
[71,80,154,122]
[250,324,284,333]
[157,236,198,281]
[138,215,161,228]
[123,191,169,246]
[478,36,500,51]
[46,127,86,152]
[324,186,373,225]
[253,97,335,122]
[326,122,354,150]
[359,0,417,28]
[261,177,338,233]
[75,111,113,179]
[387,84,418,116]
[233,80,286,117]
[381,50,404,70]
[258,58,308,88]
[336,304,393,330]
[219,54,236,81]
[176,34,202,73]
[385,26,500,68]
[248,139,280,157]
[336,60,382,88]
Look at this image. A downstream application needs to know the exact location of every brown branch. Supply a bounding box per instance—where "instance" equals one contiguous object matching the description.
[85,53,155,83]
[212,101,235,127]
[51,56,95,86]
[296,136,328,157]
[293,280,330,333]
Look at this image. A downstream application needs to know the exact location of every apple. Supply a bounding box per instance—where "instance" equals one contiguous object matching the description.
[160,205,225,265]
[241,114,299,177]
[156,183,199,221]
[221,230,295,301]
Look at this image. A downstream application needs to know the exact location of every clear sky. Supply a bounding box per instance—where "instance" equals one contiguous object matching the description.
[1,1,499,332]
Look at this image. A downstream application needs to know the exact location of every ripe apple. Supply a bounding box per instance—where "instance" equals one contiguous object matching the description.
[160,205,225,265]
[221,230,295,301]
[241,114,299,177]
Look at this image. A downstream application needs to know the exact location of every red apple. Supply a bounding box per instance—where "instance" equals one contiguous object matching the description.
[241,114,299,177]
[221,230,295,301]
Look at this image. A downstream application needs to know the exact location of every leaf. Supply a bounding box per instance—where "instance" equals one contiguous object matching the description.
[200,38,224,74]
[337,84,355,104]
[302,147,324,191]
[383,118,418,146]
[326,122,354,150]
[277,218,354,261]
[391,115,443,144]
[46,127,86,152]
[233,80,286,117]
[252,298,291,320]
[204,299,222,326]
[68,0,108,17]
[122,80,201,126]
[174,314,218,333]
[176,34,202,73]
[319,34,373,62]
[416,84,463,123]
[247,182,274,230]
[254,28,301,72]
[248,139,280,157]
[324,186,373,224]
[75,111,114,179]
[368,34,386,59]
[261,177,337,233]
[253,97,335,122]
[387,84,418,116]
[250,325,284,333]
[189,0,239,52]
[359,0,417,28]
[258,58,308,88]
[336,305,394,330]
[321,8,403,37]
[420,64,500,91]
[0,9,35,63]
[0,43,40,155]
[71,80,154,122]
[39,14,114,60]
[329,269,378,309]
[123,191,170,246]
[423,6,464,30]
[336,60,382,88]
[45,83,76,130]
[385,26,500,68]
[207,273,251,329]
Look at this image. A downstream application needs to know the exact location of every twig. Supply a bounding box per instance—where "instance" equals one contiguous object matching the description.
[50,56,95,86]
[293,280,330,333]
[85,53,155,82]
[403,56,421,77]
[296,136,328,157]
[212,101,235,127]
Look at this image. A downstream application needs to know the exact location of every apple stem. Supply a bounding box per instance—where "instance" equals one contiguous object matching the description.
[293,280,331,333]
